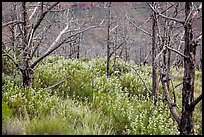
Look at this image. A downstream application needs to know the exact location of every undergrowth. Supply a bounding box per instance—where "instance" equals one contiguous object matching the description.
[2,56,202,135]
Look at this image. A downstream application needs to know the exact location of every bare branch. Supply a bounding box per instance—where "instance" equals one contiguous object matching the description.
[30,20,104,69]
[160,73,181,125]
[191,3,202,20]
[166,45,189,58]
[184,3,194,26]
[110,25,118,33]
[174,82,182,89]
[124,64,152,95]
[189,93,202,110]
[154,46,166,64]
[147,2,184,24]
[47,24,70,52]
[2,20,24,27]
[126,14,152,37]
[109,33,130,58]
[2,49,19,68]
[32,2,59,33]
[193,33,202,43]
[170,78,177,104]
[160,3,176,14]
[30,35,43,58]
[29,2,41,20]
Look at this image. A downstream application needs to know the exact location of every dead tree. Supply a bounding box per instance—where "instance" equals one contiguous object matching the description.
[148,2,202,135]
[104,2,131,77]
[2,2,104,87]
[151,2,159,105]
[179,2,202,135]
[106,2,111,77]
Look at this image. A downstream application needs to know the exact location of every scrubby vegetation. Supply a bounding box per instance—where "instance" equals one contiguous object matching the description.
[2,56,202,135]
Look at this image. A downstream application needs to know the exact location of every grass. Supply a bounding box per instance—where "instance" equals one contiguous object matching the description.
[2,56,202,135]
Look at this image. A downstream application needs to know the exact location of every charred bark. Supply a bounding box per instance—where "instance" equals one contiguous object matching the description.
[179,2,196,135]
[20,2,33,87]
[106,2,111,77]
[152,2,159,105]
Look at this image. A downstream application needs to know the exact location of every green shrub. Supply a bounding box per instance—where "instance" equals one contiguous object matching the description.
[2,55,16,74]
[2,85,58,118]
[25,116,67,135]
[2,56,202,135]
[2,102,14,125]
[80,57,92,63]
[24,98,114,135]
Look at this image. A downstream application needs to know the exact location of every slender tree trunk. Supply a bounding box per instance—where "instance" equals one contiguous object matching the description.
[139,46,141,65]
[77,33,81,59]
[113,27,118,72]
[106,2,111,77]
[179,2,196,135]
[152,2,159,105]
[125,45,128,62]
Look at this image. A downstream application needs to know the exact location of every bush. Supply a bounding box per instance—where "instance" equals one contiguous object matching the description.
[24,98,114,135]
[2,102,14,125]
[2,56,202,135]
[2,54,16,74]
[3,84,58,118]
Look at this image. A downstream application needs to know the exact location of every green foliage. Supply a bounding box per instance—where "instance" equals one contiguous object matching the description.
[2,54,16,74]
[25,116,67,135]
[2,102,14,125]
[24,98,114,135]
[2,56,202,135]
[80,57,92,63]
[2,82,58,118]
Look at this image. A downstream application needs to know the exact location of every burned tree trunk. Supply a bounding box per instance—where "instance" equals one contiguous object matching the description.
[179,2,196,135]
[76,33,81,59]
[20,61,33,87]
[20,2,33,87]
[151,2,159,105]
[106,2,111,77]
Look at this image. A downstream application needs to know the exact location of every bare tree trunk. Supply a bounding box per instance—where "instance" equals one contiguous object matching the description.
[139,46,141,65]
[106,2,111,77]
[164,2,171,91]
[113,27,118,72]
[20,2,33,87]
[152,2,159,105]
[125,45,129,62]
[76,33,81,59]
[179,2,196,135]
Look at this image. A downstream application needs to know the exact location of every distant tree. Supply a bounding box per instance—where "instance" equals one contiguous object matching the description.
[106,2,112,77]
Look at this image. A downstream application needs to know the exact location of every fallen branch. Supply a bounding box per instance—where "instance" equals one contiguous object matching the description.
[44,76,70,90]
[124,64,152,95]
